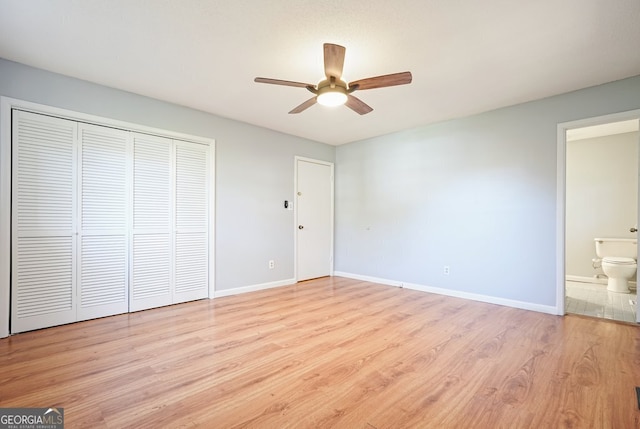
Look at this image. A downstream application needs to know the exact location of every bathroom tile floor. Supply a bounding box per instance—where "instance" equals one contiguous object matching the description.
[565,280,637,323]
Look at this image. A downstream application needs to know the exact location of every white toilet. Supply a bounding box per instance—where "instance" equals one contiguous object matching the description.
[594,238,637,293]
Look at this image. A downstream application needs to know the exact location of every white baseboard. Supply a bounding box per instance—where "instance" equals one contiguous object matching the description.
[334,271,557,315]
[213,278,296,298]
[333,271,403,288]
[566,275,607,285]
[566,274,636,287]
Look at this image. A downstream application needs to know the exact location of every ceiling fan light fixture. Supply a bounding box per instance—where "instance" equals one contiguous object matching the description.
[254,43,412,114]
[316,87,348,107]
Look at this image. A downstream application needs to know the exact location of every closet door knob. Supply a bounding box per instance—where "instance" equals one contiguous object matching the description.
[298,225,304,230]
[630,227,637,233]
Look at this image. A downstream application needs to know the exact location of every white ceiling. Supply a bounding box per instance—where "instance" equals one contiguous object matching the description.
[1,1,639,145]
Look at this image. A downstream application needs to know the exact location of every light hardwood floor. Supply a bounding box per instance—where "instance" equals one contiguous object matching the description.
[1,276,639,428]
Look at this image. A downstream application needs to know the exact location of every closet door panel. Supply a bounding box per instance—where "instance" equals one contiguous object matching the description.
[174,141,209,303]
[131,234,171,309]
[11,111,77,333]
[175,232,208,301]
[130,134,173,311]
[77,124,130,321]
[79,235,127,319]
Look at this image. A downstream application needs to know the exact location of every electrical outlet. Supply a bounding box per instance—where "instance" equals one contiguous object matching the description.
[443,265,450,275]
[268,260,275,269]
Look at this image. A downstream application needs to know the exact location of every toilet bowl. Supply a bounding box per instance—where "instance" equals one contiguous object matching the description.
[601,257,637,293]
[594,238,637,293]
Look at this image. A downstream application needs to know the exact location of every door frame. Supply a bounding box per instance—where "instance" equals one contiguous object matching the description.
[294,156,334,282]
[556,108,640,321]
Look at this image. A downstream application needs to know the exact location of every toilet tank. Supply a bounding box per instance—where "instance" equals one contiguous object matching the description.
[594,238,637,258]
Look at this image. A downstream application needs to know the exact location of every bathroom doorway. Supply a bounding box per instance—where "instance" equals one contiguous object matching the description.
[558,112,640,323]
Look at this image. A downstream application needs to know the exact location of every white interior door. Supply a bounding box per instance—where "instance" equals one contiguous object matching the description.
[11,111,78,333]
[77,124,130,321]
[296,158,333,281]
[130,133,173,312]
[174,141,210,303]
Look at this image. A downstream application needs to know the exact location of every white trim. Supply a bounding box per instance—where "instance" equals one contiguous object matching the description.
[0,96,216,337]
[565,275,636,289]
[294,156,335,282]
[0,97,213,145]
[213,278,296,298]
[332,271,403,288]
[335,272,557,315]
[565,275,608,285]
[556,123,566,316]
[556,109,640,321]
[403,282,557,315]
[0,98,12,337]
[208,137,216,299]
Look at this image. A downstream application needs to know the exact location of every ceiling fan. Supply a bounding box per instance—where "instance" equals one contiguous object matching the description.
[254,43,412,115]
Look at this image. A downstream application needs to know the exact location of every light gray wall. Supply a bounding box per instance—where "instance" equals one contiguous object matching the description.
[3,57,640,311]
[0,58,334,291]
[335,75,640,307]
[566,132,638,278]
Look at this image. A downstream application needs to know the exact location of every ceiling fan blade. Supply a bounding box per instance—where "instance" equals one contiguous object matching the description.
[324,43,346,79]
[345,95,373,115]
[289,97,317,114]
[255,77,313,88]
[349,71,412,90]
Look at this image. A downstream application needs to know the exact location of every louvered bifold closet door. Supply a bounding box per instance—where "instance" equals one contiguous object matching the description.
[174,141,210,303]
[11,111,78,333]
[130,134,173,312]
[77,124,130,321]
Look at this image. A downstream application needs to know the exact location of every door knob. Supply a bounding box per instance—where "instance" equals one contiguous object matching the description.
[298,225,304,229]
[631,227,638,233]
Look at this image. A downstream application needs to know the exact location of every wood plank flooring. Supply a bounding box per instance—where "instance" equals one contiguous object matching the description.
[1,276,639,428]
